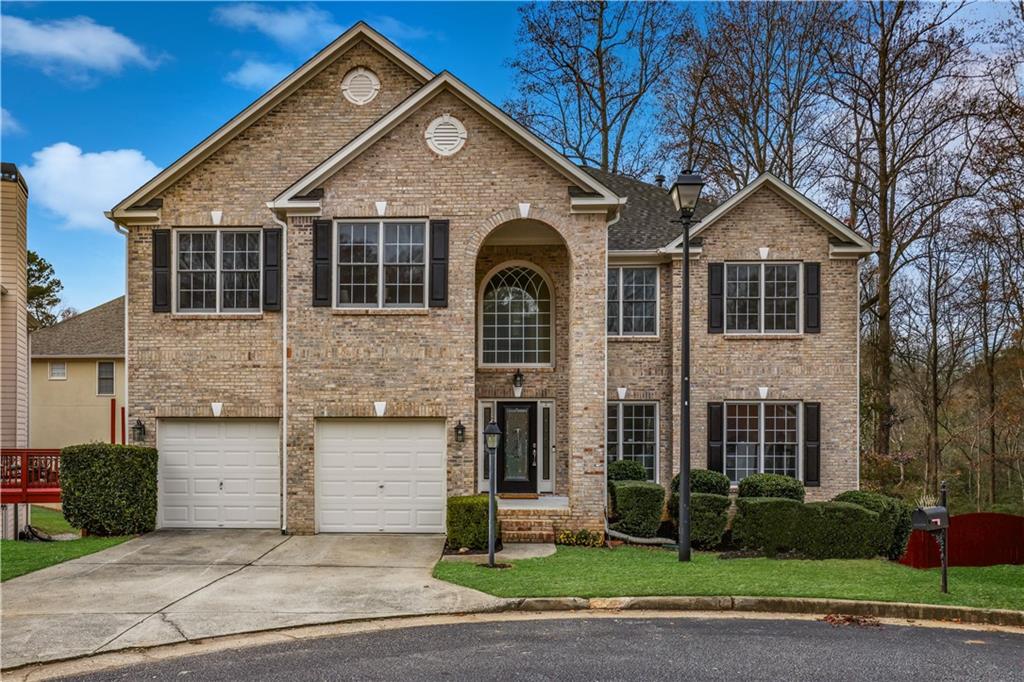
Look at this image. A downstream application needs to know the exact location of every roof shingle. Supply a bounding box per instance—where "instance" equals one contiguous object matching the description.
[30,297,124,358]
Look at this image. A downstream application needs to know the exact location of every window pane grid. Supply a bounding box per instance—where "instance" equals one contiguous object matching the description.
[383,222,426,306]
[726,264,760,332]
[607,268,620,334]
[97,362,114,395]
[726,403,760,483]
[177,232,216,311]
[764,264,799,332]
[607,267,656,336]
[764,403,798,477]
[221,231,260,311]
[482,266,552,365]
[337,223,380,306]
[607,402,657,481]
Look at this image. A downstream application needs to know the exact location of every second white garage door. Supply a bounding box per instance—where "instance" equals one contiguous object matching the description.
[316,419,446,533]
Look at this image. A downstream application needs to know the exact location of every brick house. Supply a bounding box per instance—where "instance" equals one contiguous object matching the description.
[106,24,872,539]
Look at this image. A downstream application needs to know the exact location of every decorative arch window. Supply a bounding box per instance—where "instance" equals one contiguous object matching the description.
[481,264,552,366]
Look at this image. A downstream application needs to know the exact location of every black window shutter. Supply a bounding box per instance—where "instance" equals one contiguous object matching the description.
[707,402,724,473]
[152,229,171,312]
[312,219,331,307]
[263,228,282,311]
[708,263,724,333]
[804,262,821,333]
[429,219,449,308]
[804,402,821,486]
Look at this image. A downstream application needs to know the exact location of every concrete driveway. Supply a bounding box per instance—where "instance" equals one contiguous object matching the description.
[0,531,504,669]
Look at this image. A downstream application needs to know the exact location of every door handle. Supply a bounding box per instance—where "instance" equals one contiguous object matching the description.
[531,445,537,467]
[219,480,223,491]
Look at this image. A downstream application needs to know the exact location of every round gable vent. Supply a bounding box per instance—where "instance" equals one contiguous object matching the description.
[425,114,467,156]
[342,67,380,105]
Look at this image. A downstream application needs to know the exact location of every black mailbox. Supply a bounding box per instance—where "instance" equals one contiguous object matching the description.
[912,506,949,532]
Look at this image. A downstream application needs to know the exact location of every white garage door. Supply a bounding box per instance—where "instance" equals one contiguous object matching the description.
[316,419,445,533]
[157,419,280,529]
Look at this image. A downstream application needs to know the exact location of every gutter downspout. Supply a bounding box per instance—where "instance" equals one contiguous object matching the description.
[603,204,623,529]
[111,218,130,435]
[270,210,289,533]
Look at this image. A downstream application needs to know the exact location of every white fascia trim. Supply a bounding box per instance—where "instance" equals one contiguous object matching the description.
[274,72,622,208]
[664,174,874,253]
[110,22,433,214]
[106,209,160,224]
[265,200,322,214]
[830,243,874,258]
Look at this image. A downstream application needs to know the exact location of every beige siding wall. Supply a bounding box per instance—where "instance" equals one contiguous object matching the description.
[30,358,126,448]
[1,172,29,448]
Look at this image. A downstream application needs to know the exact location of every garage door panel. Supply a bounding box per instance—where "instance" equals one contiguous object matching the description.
[316,419,445,533]
[158,419,280,529]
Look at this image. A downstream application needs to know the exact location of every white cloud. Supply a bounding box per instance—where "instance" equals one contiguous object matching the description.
[368,15,437,41]
[22,143,161,230]
[213,3,341,48]
[1,108,24,135]
[1,15,156,81]
[225,59,293,90]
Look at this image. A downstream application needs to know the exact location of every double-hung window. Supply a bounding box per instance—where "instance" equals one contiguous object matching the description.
[725,263,800,333]
[607,266,658,336]
[724,402,800,483]
[606,402,658,480]
[336,221,427,308]
[176,229,261,313]
[97,361,115,395]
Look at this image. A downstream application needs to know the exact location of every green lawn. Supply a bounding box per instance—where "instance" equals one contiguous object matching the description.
[1,537,130,581]
[29,505,77,536]
[434,546,1024,611]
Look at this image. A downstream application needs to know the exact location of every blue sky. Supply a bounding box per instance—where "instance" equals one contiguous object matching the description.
[1,2,524,311]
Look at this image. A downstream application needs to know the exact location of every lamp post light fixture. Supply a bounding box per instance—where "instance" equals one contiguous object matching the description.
[669,170,705,562]
[511,368,524,398]
[483,419,503,567]
[130,418,146,444]
[454,420,466,443]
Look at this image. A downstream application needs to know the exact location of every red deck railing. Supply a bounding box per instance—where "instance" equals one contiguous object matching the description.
[0,449,63,504]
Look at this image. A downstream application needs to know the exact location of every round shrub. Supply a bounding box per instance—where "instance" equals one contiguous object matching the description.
[737,473,805,502]
[669,492,731,549]
[610,480,665,538]
[447,494,493,550]
[607,459,648,482]
[61,444,158,536]
[796,501,882,559]
[670,469,731,496]
[833,490,913,560]
[731,497,803,556]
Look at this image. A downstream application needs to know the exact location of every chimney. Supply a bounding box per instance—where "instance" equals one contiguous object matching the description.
[655,174,665,188]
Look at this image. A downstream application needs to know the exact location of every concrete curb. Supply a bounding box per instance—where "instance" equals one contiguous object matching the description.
[510,595,1024,627]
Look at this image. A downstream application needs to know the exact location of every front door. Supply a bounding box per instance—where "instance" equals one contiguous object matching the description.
[496,402,537,494]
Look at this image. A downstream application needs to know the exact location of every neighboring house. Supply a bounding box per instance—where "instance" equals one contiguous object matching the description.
[29,297,126,449]
[106,23,872,538]
[2,162,30,539]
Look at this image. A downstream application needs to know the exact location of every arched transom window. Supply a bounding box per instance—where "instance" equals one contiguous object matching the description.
[481,265,552,365]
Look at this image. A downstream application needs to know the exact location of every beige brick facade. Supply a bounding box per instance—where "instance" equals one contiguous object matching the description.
[121,30,861,538]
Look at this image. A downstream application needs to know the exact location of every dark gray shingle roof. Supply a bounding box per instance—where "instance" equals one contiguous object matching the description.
[580,166,712,251]
[30,297,124,358]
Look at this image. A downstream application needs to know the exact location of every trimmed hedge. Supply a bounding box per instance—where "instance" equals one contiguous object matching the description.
[669,492,731,549]
[447,495,493,550]
[607,459,647,482]
[834,490,913,560]
[732,497,803,556]
[737,473,805,502]
[61,444,158,536]
[610,481,665,538]
[796,501,882,559]
[670,469,731,496]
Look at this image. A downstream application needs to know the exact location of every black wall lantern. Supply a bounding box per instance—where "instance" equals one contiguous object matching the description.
[130,418,146,443]
[454,420,466,443]
[512,368,524,397]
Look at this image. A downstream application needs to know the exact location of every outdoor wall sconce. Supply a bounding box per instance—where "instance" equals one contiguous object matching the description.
[454,420,465,443]
[512,368,524,398]
[130,418,146,443]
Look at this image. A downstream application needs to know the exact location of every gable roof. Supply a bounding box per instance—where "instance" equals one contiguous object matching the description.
[30,297,124,358]
[108,22,432,218]
[664,173,874,256]
[580,167,712,251]
[270,72,622,213]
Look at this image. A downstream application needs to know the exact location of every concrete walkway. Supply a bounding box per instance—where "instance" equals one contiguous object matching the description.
[0,530,504,669]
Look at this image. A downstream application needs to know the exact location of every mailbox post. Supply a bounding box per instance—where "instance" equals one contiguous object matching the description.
[912,481,950,593]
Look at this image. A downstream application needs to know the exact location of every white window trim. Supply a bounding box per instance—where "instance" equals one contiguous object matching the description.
[477,399,555,494]
[48,361,67,380]
[96,360,115,396]
[607,265,659,337]
[724,262,802,335]
[723,400,803,484]
[332,219,429,309]
[172,227,263,314]
[477,260,556,368]
[606,400,660,482]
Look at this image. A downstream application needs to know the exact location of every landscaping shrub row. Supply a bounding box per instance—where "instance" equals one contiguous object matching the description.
[447,494,494,550]
[61,443,158,536]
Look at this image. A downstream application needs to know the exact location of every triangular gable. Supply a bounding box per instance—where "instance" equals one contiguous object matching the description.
[269,72,622,214]
[664,174,873,257]
[109,22,433,218]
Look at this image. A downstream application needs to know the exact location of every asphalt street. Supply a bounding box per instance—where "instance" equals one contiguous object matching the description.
[59,616,1024,681]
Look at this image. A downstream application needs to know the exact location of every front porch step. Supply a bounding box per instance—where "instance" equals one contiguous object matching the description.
[499,518,555,544]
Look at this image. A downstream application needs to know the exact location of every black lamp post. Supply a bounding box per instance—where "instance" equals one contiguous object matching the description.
[669,171,705,562]
[483,419,503,567]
